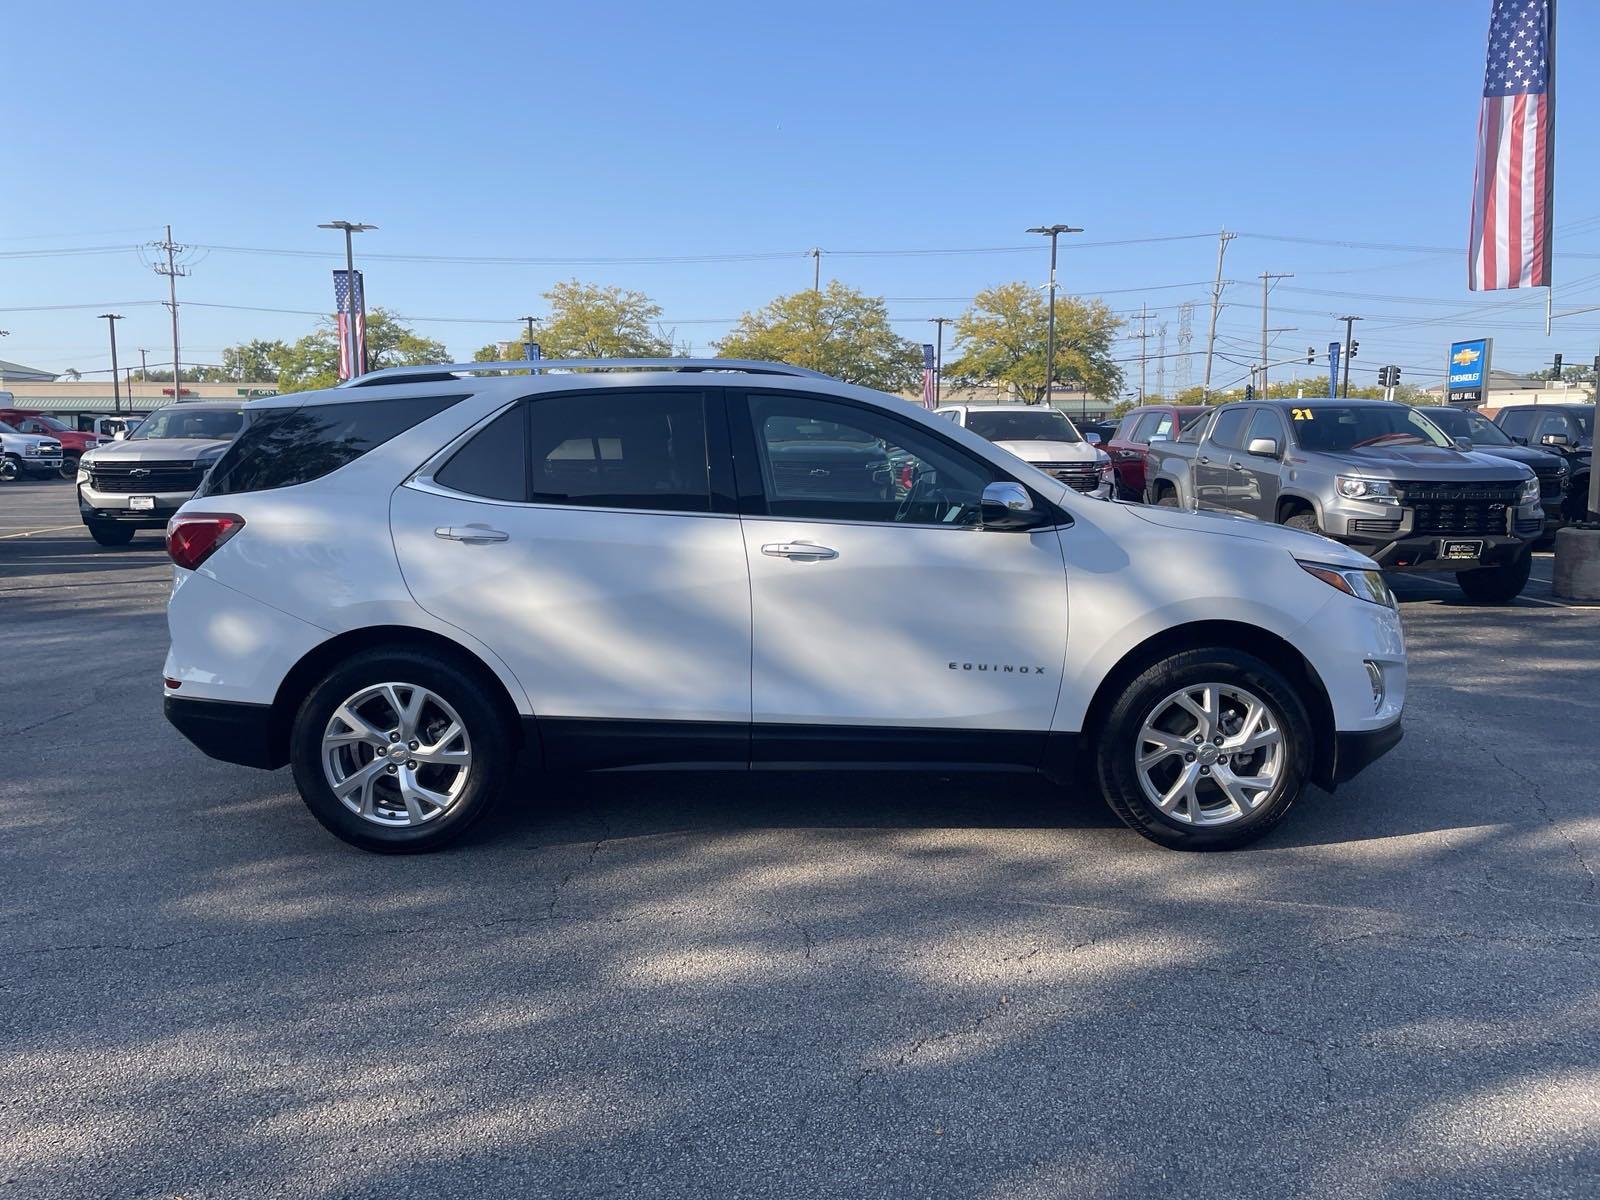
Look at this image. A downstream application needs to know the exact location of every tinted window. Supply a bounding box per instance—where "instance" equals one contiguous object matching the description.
[747,393,1000,526]
[964,408,1080,442]
[1209,408,1250,450]
[1498,409,1534,439]
[200,394,464,497]
[1128,413,1162,444]
[1425,406,1513,445]
[1244,407,1285,448]
[435,404,528,501]
[527,390,709,512]
[1534,412,1575,443]
[1177,412,1211,444]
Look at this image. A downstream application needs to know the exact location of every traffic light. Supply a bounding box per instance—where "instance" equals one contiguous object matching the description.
[1349,340,1359,359]
[1553,352,1563,376]
[1377,365,1402,388]
[1306,346,1315,365]
[1244,383,1256,401]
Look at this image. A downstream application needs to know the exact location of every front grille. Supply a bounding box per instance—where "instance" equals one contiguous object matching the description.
[1038,461,1102,492]
[1534,466,1566,501]
[25,442,61,456]
[1348,518,1402,537]
[1397,480,1522,536]
[89,460,208,494]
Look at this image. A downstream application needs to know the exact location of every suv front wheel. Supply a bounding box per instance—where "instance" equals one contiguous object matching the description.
[1095,649,1312,850]
[1455,551,1532,605]
[290,647,514,852]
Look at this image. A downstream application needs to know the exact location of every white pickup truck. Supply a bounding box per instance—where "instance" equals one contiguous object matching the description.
[0,419,64,480]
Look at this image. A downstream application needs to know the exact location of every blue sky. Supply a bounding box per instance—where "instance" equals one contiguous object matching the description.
[5,0,1599,390]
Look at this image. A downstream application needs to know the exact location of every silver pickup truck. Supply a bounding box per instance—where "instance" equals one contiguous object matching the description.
[1146,398,1542,603]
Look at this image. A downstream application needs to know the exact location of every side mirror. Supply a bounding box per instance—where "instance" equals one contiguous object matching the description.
[981,481,1048,531]
[1246,437,1280,458]
[1453,436,1474,451]
[1540,432,1572,447]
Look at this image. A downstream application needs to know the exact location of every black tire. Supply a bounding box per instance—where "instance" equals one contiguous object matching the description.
[1095,648,1313,850]
[1155,489,1180,508]
[1283,510,1320,534]
[58,454,79,481]
[0,457,16,483]
[289,646,514,853]
[86,521,136,546]
[1456,551,1532,604]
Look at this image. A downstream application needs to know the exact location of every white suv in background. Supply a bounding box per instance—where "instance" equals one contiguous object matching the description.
[934,403,1111,498]
[163,359,1405,853]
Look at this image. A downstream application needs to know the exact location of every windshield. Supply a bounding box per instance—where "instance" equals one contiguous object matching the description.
[965,409,1080,442]
[33,415,69,432]
[1422,406,1513,446]
[1574,409,1595,439]
[129,407,245,441]
[1289,405,1453,453]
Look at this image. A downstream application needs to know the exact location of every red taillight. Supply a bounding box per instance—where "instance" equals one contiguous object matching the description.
[167,513,244,571]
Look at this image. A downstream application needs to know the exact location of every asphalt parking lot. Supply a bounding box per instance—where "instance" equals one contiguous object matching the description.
[3,478,1597,1199]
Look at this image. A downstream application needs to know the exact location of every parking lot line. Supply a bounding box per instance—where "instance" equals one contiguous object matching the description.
[0,524,82,540]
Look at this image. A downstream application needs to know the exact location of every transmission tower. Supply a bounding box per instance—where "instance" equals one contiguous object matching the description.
[1176,302,1195,393]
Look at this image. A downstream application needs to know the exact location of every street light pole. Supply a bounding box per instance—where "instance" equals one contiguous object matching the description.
[928,317,952,404]
[98,314,124,415]
[1027,223,1083,406]
[318,221,377,378]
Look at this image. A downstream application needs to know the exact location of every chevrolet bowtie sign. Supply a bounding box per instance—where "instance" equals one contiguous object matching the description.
[1447,338,1493,406]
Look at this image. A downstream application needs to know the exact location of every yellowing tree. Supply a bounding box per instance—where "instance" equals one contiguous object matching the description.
[715,282,921,392]
[944,283,1123,402]
[475,280,674,361]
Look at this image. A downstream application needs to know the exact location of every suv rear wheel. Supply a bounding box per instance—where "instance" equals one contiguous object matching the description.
[1456,551,1532,605]
[290,647,514,852]
[1095,649,1312,850]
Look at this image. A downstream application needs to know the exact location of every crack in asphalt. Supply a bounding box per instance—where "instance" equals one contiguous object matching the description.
[546,815,613,918]
[1491,749,1597,897]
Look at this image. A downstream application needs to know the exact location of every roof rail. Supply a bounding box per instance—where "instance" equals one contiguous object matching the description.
[340,357,834,388]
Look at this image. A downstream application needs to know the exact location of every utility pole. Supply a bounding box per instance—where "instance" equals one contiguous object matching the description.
[98,314,124,415]
[1155,321,1168,399]
[1129,303,1152,401]
[150,225,188,398]
[807,248,823,292]
[318,221,377,378]
[1259,272,1293,397]
[1201,228,1236,398]
[928,317,952,403]
[1338,315,1362,398]
[1026,223,1083,406]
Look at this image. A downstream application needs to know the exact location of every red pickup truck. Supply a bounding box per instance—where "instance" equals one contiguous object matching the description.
[0,410,107,479]
[1104,404,1209,501]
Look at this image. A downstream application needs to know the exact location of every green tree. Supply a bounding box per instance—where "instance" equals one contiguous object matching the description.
[220,339,290,383]
[943,283,1123,402]
[475,280,675,361]
[277,309,447,392]
[714,282,921,391]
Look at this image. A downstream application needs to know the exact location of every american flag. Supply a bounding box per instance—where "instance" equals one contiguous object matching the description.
[1468,0,1555,291]
[921,343,936,409]
[333,269,369,379]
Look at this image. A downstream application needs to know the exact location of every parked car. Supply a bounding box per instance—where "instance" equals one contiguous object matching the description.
[75,401,245,545]
[1104,404,1209,501]
[1146,398,1542,603]
[0,419,64,480]
[1493,403,1593,523]
[0,409,107,479]
[1417,405,1567,538]
[934,403,1111,498]
[163,358,1404,854]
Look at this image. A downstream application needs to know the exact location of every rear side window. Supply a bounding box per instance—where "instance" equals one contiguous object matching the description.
[1497,409,1533,439]
[1177,412,1211,444]
[527,390,710,512]
[1209,408,1250,450]
[200,394,465,497]
[434,404,528,501]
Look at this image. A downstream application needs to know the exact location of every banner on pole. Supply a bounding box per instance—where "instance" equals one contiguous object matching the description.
[333,270,368,380]
[1327,342,1341,398]
[921,344,936,409]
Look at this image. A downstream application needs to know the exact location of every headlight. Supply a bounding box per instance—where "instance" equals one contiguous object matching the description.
[1519,475,1540,504]
[76,459,92,483]
[1335,476,1399,504]
[1298,559,1396,609]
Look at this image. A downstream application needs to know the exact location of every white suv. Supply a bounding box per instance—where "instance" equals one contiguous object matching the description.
[162,359,1405,853]
[934,403,1111,498]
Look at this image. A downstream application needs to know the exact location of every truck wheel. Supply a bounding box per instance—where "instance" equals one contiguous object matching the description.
[1456,551,1532,604]
[290,647,515,853]
[1155,490,1180,508]
[1283,510,1321,534]
[0,457,16,483]
[58,454,79,481]
[87,521,136,546]
[1095,648,1312,850]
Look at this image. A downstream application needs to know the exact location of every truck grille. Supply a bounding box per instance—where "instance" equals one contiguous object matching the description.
[89,460,208,493]
[1397,480,1522,536]
[1348,518,1402,537]
[1534,465,1566,501]
[1038,461,1101,492]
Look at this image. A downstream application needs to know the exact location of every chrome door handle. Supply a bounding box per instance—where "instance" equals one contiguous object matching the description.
[1197,455,1211,464]
[434,525,509,544]
[761,542,838,560]
[1230,463,1245,471]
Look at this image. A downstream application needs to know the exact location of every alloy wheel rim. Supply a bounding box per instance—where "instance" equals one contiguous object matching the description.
[321,682,472,827]
[1134,682,1284,827]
